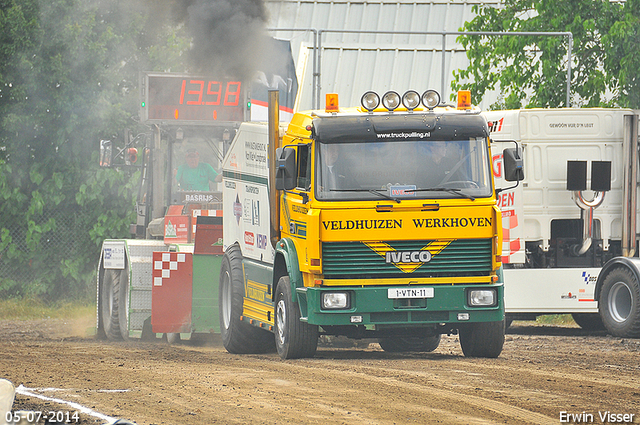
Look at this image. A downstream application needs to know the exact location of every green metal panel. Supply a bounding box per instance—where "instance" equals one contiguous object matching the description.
[322,239,492,278]
[242,257,275,285]
[276,238,303,288]
[304,283,504,326]
[191,255,222,333]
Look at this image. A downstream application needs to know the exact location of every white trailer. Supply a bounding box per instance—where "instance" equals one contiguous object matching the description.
[486,108,640,336]
[221,122,277,265]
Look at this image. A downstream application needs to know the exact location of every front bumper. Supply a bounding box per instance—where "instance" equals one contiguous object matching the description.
[299,283,504,326]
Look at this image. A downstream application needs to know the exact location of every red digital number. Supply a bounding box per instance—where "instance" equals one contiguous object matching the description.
[187,80,204,105]
[177,79,241,109]
[179,80,187,105]
[205,81,222,105]
[224,82,241,106]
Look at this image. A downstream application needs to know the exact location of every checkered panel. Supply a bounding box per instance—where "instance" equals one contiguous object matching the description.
[153,252,188,287]
[502,212,521,264]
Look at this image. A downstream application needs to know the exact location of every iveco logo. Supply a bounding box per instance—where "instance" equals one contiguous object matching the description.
[385,251,432,264]
[365,240,453,273]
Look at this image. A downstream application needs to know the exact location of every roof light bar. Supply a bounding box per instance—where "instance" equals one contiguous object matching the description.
[360,89,446,112]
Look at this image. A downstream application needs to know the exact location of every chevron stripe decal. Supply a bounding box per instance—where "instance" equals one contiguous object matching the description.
[364,240,453,273]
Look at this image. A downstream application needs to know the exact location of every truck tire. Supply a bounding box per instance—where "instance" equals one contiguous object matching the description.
[219,246,275,354]
[599,267,640,338]
[274,276,318,359]
[571,313,606,331]
[378,335,441,353]
[459,321,504,358]
[100,269,125,340]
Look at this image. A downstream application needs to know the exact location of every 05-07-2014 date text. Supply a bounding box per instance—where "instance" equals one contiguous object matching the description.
[6,411,80,424]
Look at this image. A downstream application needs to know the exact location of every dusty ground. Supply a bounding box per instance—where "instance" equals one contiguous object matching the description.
[1,317,639,425]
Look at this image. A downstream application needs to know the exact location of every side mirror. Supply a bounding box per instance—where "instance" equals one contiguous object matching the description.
[275,147,296,190]
[503,147,524,182]
[99,140,112,167]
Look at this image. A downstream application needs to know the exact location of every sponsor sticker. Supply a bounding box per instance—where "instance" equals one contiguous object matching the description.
[389,184,417,197]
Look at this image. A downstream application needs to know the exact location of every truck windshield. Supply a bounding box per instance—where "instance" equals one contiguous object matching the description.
[315,138,492,201]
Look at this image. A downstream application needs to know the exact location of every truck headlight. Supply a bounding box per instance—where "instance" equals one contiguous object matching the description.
[382,91,401,111]
[421,89,440,109]
[468,289,496,307]
[322,292,350,309]
[402,90,421,111]
[361,91,380,112]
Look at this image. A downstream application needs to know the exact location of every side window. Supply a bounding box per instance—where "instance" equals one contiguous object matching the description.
[296,144,312,190]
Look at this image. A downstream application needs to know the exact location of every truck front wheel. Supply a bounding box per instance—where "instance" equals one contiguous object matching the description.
[219,246,275,354]
[599,267,640,338]
[459,321,504,358]
[274,276,318,359]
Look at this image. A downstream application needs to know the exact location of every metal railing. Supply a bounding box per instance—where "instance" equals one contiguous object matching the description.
[269,28,573,109]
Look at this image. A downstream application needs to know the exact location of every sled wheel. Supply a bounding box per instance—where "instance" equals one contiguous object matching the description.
[101,268,126,341]
[165,333,181,345]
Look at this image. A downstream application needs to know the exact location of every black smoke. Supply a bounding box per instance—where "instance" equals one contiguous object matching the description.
[185,0,269,80]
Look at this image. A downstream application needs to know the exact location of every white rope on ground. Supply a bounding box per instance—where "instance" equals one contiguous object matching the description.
[15,385,131,425]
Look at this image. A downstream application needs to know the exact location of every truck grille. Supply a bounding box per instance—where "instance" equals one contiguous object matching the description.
[322,239,492,279]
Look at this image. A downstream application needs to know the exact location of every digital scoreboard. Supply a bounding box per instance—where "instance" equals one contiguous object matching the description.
[139,72,248,124]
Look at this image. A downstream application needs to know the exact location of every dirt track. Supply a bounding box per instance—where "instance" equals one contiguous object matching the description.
[1,318,639,425]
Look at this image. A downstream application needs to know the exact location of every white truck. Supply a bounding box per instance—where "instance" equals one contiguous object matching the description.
[487,108,640,337]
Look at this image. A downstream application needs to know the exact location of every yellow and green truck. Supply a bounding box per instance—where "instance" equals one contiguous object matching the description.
[220,90,523,359]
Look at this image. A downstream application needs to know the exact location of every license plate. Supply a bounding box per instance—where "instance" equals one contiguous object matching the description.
[388,287,434,299]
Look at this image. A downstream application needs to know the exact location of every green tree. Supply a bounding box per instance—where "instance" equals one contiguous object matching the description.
[0,0,190,300]
[453,0,640,109]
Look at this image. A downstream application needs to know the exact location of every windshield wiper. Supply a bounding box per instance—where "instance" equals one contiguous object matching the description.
[330,188,401,203]
[406,187,476,201]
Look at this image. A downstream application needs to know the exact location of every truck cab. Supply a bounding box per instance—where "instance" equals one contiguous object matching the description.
[220,90,523,359]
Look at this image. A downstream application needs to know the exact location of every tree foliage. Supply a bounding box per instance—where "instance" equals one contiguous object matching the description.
[453,0,640,109]
[0,0,190,300]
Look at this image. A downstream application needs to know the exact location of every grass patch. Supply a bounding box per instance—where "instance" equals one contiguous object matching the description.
[535,314,576,326]
[0,298,95,320]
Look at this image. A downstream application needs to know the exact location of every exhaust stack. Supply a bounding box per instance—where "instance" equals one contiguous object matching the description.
[622,114,639,257]
[571,191,605,256]
[566,160,611,256]
[268,90,281,248]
